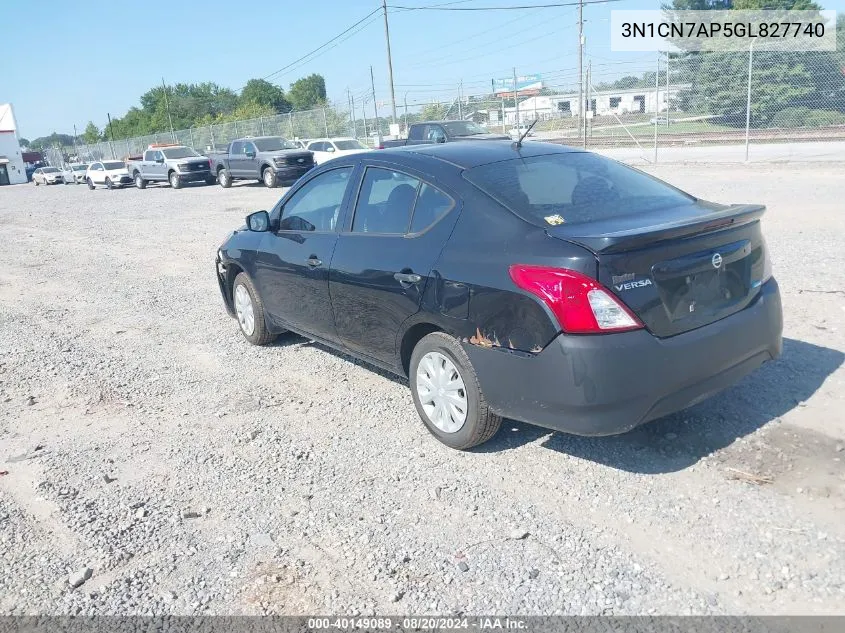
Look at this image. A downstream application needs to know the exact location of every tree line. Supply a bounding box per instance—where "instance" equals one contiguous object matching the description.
[25,74,328,149]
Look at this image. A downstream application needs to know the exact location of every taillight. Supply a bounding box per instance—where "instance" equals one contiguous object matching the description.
[508,265,643,334]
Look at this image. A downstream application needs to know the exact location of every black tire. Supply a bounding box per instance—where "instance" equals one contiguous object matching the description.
[135,174,147,189]
[105,178,113,190]
[169,171,182,189]
[205,176,216,185]
[409,332,502,450]
[218,169,232,188]
[231,273,275,345]
[87,178,95,190]
[34,178,39,186]
[262,166,278,188]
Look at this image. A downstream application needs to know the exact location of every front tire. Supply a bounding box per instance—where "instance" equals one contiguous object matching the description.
[105,178,113,190]
[262,167,278,188]
[409,332,502,450]
[135,174,147,189]
[169,172,182,189]
[232,273,275,345]
[218,169,232,188]
[87,178,95,190]
[34,179,39,186]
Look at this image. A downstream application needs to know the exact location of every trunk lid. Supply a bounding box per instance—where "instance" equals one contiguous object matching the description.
[547,201,769,338]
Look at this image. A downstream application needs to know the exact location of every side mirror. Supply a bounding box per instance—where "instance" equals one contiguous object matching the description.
[156,158,164,164]
[435,135,446,144]
[246,151,256,159]
[246,210,270,232]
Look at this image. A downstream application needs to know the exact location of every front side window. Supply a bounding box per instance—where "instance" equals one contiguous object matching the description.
[464,152,695,226]
[279,167,353,232]
[243,143,256,155]
[352,168,420,234]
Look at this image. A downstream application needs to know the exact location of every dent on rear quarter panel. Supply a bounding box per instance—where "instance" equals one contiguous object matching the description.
[430,187,568,354]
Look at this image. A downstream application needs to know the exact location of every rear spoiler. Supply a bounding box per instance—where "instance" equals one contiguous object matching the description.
[546,204,766,255]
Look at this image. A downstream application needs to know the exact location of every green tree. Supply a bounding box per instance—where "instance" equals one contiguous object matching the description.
[18,137,30,147]
[241,79,291,113]
[82,122,101,144]
[288,74,327,110]
[419,102,451,121]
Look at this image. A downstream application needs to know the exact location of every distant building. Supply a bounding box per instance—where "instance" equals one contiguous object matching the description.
[0,104,27,185]
[485,85,688,126]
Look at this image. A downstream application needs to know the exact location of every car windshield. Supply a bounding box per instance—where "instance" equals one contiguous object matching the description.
[442,121,487,137]
[161,147,200,159]
[104,161,125,170]
[334,139,367,150]
[463,152,696,226]
[43,167,59,173]
[254,137,298,152]
[73,165,88,171]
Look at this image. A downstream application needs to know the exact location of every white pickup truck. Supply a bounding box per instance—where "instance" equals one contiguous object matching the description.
[125,144,215,189]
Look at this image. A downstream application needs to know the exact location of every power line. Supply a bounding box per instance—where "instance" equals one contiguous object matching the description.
[260,8,382,83]
[389,0,622,9]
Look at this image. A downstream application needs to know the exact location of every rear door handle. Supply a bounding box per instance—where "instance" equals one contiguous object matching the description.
[306,256,322,268]
[394,272,422,285]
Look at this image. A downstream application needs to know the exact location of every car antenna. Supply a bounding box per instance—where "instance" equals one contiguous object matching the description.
[512,118,539,150]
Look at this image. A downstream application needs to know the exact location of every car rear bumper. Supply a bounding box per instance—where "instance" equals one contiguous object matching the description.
[463,278,783,436]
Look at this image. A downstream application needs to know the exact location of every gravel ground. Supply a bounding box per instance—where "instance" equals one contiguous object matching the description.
[1,165,843,616]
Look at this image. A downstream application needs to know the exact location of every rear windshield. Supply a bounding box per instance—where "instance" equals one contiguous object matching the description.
[43,167,59,173]
[334,139,367,150]
[463,152,695,226]
[162,147,200,159]
[73,164,88,171]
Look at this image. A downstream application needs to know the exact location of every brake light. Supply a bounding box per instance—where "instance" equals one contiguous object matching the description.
[508,265,643,334]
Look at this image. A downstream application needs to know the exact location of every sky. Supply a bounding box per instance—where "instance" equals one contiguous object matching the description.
[1,0,842,139]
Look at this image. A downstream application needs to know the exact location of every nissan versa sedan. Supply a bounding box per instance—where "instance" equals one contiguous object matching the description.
[215,141,782,450]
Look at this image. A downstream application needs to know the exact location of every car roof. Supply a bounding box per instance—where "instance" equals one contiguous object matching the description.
[385,140,582,169]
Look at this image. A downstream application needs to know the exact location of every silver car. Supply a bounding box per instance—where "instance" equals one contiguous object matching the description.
[62,163,89,184]
[32,167,63,185]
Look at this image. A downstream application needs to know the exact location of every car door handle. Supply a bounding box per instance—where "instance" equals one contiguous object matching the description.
[394,272,422,285]
[306,256,322,268]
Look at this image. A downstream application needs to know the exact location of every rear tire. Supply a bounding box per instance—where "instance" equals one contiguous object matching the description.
[218,169,232,188]
[169,172,182,189]
[135,174,147,189]
[409,332,502,450]
[262,167,278,188]
[232,273,275,346]
[87,178,95,190]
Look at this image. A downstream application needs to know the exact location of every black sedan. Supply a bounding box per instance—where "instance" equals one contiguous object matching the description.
[216,141,782,449]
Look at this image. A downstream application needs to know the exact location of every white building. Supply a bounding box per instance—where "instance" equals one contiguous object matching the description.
[486,85,688,125]
[0,104,27,185]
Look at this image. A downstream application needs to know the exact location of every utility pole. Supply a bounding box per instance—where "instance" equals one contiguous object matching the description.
[106,112,116,159]
[654,54,660,164]
[665,52,670,129]
[745,41,754,162]
[382,0,398,125]
[161,78,175,142]
[584,61,590,149]
[404,93,409,133]
[72,124,80,160]
[513,68,519,130]
[348,89,358,138]
[458,80,463,120]
[578,0,583,146]
[370,66,381,143]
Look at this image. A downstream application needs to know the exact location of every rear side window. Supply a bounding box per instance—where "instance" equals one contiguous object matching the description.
[352,168,420,234]
[410,183,454,233]
[463,153,695,226]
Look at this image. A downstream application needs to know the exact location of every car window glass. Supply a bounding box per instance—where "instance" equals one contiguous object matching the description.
[231,141,243,155]
[410,183,454,233]
[244,143,255,155]
[408,126,423,141]
[352,168,420,234]
[279,167,353,232]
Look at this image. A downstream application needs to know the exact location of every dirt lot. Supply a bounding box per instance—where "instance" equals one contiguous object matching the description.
[1,164,843,616]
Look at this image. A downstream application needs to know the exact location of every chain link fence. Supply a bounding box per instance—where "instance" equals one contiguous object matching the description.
[45,39,844,168]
